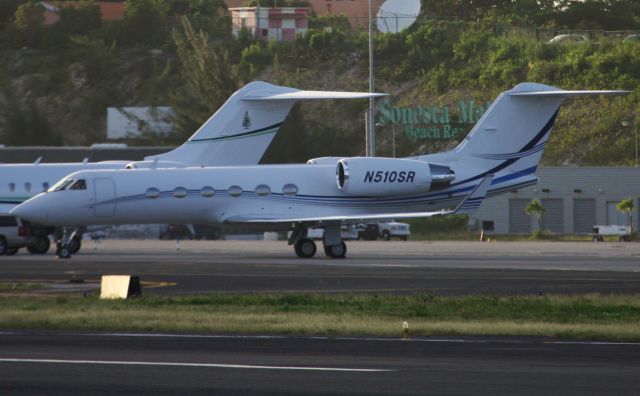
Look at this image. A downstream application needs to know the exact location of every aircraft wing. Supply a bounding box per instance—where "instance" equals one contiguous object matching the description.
[224,175,493,224]
[242,91,387,101]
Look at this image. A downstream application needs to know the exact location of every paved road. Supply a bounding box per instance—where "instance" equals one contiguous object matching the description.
[1,331,638,395]
[2,240,640,295]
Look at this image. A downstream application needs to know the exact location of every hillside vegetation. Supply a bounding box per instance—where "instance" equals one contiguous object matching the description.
[0,0,639,165]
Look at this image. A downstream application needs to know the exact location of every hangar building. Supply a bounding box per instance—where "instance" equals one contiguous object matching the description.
[471,167,640,235]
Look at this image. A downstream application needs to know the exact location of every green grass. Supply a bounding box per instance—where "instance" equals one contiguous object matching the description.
[1,294,639,341]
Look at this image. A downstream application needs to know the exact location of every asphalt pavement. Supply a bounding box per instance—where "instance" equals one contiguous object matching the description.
[1,240,640,295]
[1,331,639,395]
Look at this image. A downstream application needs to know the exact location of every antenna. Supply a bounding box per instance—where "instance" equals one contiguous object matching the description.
[33,156,42,165]
[376,0,421,34]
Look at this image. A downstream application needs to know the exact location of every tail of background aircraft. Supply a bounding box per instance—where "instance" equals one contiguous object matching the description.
[147,81,385,167]
[420,83,627,192]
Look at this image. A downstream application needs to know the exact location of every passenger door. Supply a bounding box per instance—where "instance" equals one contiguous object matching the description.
[94,178,116,217]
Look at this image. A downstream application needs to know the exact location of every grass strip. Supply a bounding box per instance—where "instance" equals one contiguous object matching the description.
[1,294,639,341]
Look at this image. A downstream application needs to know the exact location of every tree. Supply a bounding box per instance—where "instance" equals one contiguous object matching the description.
[170,16,240,140]
[123,0,169,45]
[0,88,62,146]
[616,198,634,234]
[57,1,102,36]
[14,1,44,47]
[525,199,545,234]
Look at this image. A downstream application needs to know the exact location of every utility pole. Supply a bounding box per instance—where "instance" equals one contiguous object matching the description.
[367,0,375,157]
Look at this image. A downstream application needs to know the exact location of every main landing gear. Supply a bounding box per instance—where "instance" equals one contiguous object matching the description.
[290,224,348,259]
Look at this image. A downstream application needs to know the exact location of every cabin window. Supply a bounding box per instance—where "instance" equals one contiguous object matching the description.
[24,182,31,192]
[42,182,49,191]
[8,183,15,192]
[69,179,86,190]
[173,187,188,198]
[228,185,243,197]
[282,183,298,196]
[201,186,215,197]
[146,188,160,199]
[255,184,271,196]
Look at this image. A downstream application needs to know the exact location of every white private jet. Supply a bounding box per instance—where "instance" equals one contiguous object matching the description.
[1,81,384,254]
[12,83,628,258]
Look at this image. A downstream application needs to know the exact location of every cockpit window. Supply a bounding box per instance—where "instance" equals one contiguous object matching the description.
[48,179,74,192]
[69,179,87,190]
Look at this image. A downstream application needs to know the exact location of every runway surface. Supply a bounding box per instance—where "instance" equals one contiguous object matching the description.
[2,240,640,295]
[1,330,639,395]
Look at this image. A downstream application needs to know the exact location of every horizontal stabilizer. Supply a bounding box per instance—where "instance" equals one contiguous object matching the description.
[242,90,387,101]
[224,175,493,225]
[509,89,629,97]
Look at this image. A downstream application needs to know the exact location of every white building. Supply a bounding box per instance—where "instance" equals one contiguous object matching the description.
[229,7,310,42]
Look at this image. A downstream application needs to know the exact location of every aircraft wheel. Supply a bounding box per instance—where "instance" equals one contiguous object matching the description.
[325,242,347,259]
[28,236,51,254]
[294,238,316,258]
[68,236,82,254]
[56,244,71,259]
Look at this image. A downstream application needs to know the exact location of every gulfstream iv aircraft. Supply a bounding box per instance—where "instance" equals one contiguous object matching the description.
[12,83,627,258]
[2,81,383,254]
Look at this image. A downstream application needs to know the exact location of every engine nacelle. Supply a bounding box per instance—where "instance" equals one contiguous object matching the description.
[336,157,454,197]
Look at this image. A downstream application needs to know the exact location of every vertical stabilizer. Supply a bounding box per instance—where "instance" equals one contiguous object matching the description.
[420,83,627,190]
[147,81,386,166]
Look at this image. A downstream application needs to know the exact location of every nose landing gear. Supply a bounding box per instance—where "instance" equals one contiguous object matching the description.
[56,228,82,259]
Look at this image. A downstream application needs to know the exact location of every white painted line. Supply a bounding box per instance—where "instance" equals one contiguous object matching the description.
[0,358,392,372]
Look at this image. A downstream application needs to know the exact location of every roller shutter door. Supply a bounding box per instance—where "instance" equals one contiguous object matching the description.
[509,199,531,234]
[573,198,595,234]
[541,198,564,234]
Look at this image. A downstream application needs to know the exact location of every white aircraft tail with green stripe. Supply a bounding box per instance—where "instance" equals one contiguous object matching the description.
[147,81,386,166]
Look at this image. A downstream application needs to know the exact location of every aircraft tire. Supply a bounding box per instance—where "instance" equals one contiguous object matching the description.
[68,236,82,254]
[57,246,71,259]
[28,237,51,254]
[325,242,347,259]
[294,238,316,258]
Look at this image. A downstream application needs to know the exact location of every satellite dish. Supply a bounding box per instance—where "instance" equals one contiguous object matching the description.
[376,0,421,34]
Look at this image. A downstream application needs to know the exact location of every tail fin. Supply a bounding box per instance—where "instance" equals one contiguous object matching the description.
[147,81,385,167]
[421,83,628,191]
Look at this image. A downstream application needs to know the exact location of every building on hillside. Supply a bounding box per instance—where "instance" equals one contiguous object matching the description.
[229,6,310,41]
[40,1,125,25]
[471,167,640,235]
[107,107,175,140]
[225,0,385,30]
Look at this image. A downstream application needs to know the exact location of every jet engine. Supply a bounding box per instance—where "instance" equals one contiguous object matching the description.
[336,157,454,197]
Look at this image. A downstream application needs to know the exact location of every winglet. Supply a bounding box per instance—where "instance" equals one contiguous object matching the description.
[454,174,494,215]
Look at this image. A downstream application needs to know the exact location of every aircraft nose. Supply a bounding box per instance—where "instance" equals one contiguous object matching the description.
[10,197,48,223]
